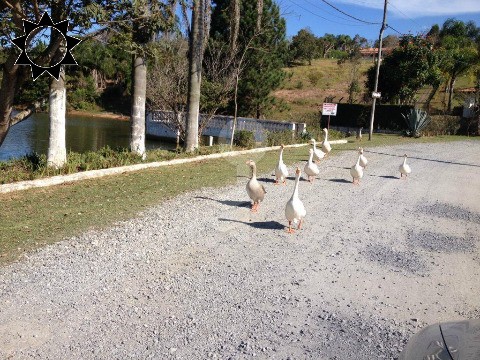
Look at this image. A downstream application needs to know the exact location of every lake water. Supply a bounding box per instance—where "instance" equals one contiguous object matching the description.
[0,113,174,162]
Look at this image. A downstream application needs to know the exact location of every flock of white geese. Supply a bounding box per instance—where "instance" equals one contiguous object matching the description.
[245,128,412,233]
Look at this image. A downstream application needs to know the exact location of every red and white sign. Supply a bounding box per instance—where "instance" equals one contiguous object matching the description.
[322,103,337,116]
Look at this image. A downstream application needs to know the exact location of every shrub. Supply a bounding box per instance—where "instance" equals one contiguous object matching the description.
[233,130,255,149]
[402,108,431,137]
[294,81,303,89]
[424,115,461,136]
[307,71,322,86]
[264,130,295,147]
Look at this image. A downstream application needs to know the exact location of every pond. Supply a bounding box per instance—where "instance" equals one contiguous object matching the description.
[0,113,174,162]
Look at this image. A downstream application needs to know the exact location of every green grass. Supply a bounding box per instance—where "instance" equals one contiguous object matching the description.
[0,144,238,185]
[0,134,477,266]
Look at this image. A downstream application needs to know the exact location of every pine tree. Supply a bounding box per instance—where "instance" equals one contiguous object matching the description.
[209,0,287,118]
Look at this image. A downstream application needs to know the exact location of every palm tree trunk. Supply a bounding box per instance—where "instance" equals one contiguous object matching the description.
[47,67,67,168]
[185,0,205,152]
[130,55,147,158]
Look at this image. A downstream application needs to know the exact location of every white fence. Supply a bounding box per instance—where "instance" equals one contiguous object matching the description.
[146,110,307,142]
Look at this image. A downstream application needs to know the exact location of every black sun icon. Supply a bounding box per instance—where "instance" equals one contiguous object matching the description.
[11,12,81,81]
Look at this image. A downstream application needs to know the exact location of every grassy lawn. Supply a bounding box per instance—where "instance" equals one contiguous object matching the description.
[0,134,477,265]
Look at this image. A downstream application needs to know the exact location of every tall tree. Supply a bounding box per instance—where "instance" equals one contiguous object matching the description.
[366,35,442,105]
[0,0,115,147]
[210,0,287,118]
[47,3,69,168]
[290,28,317,65]
[437,19,479,112]
[184,0,209,152]
[130,0,151,158]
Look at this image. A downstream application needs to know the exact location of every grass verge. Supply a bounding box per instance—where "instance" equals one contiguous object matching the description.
[0,134,477,266]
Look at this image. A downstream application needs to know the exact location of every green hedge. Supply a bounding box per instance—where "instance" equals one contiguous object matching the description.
[320,103,414,131]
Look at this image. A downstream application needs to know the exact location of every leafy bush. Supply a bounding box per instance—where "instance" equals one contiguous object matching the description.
[264,130,295,147]
[424,115,460,136]
[402,108,431,137]
[294,81,303,89]
[233,130,255,149]
[301,127,345,143]
[307,71,322,86]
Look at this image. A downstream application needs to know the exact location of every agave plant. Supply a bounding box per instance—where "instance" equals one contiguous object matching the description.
[402,108,431,138]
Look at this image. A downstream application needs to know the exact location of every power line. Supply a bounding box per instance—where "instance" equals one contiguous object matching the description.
[388,2,425,31]
[302,0,364,24]
[318,0,381,25]
[386,24,403,36]
[286,0,373,27]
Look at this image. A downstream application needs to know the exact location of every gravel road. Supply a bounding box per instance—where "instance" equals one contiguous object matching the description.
[1,141,479,359]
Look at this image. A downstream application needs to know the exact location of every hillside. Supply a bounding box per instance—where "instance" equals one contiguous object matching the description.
[270,58,476,123]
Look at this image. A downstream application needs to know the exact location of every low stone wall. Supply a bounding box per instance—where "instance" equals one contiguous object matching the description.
[147,110,307,142]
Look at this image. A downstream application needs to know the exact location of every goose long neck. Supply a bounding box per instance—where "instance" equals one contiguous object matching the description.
[250,165,257,179]
[308,151,314,163]
[403,157,407,165]
[293,175,300,198]
[279,148,284,162]
[356,155,361,166]
[312,140,316,150]
[324,130,328,141]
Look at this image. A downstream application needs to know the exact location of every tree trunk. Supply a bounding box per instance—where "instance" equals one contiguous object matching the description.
[0,0,25,146]
[47,67,67,168]
[184,0,205,152]
[256,0,263,32]
[229,0,240,58]
[425,83,440,112]
[130,56,147,158]
[447,76,456,113]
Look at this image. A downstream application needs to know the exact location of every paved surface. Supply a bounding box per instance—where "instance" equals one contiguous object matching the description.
[1,141,479,359]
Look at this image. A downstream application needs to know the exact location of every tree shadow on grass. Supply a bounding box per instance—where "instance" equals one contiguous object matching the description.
[195,196,251,208]
[219,218,285,230]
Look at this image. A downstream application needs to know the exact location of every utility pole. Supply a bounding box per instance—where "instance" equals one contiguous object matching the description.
[368,0,388,141]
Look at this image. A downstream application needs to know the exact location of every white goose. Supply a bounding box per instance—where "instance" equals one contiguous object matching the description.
[321,128,332,155]
[310,138,325,163]
[399,154,411,179]
[350,154,364,185]
[359,147,368,168]
[285,167,307,233]
[356,127,363,141]
[246,160,266,212]
[304,148,320,182]
[274,144,289,185]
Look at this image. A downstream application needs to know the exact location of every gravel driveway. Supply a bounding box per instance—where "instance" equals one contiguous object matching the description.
[1,141,479,359]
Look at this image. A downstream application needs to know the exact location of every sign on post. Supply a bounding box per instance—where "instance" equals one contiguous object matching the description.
[322,103,337,116]
[322,103,337,130]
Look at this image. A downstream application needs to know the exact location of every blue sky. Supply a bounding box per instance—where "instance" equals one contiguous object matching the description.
[281,0,480,42]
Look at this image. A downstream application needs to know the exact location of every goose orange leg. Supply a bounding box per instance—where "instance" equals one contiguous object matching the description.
[298,219,304,230]
[286,221,295,233]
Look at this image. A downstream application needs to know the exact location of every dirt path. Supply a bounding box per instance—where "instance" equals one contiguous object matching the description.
[1,141,479,359]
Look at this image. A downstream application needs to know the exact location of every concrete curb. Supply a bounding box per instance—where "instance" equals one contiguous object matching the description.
[0,140,348,194]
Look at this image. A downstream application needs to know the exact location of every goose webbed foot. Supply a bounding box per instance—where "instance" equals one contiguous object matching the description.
[286,221,295,233]
[297,220,303,230]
